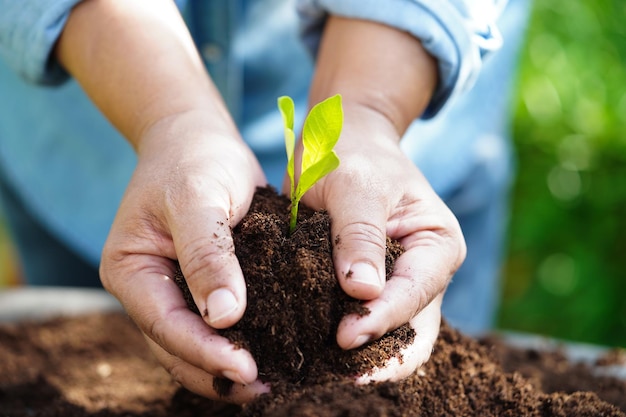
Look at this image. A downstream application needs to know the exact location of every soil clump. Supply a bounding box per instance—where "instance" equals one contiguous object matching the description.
[1,186,625,416]
[174,185,412,395]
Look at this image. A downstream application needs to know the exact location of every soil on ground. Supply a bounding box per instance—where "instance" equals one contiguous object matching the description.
[1,186,625,416]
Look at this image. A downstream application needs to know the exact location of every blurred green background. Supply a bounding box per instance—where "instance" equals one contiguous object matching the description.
[497,0,626,348]
[0,0,625,347]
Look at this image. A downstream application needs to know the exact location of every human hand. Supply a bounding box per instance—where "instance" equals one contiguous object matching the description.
[99,115,269,403]
[291,13,464,382]
[55,0,272,403]
[290,107,466,382]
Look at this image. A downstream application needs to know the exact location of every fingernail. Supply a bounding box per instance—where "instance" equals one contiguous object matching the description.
[348,334,372,350]
[206,288,238,325]
[223,370,247,385]
[348,262,383,289]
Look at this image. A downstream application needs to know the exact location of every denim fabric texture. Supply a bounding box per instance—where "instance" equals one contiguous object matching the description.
[0,0,529,332]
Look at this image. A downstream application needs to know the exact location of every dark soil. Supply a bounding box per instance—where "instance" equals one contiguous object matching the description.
[1,312,625,416]
[481,335,626,413]
[173,185,412,395]
[1,186,625,416]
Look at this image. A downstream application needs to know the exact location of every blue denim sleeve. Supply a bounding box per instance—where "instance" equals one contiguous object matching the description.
[296,0,506,118]
[0,0,189,86]
[0,0,86,85]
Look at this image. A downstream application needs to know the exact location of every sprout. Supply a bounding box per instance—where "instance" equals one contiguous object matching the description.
[278,94,343,234]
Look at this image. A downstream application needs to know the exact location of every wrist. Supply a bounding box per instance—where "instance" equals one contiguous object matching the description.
[135,108,241,159]
[56,0,231,149]
[309,16,438,138]
[133,110,264,205]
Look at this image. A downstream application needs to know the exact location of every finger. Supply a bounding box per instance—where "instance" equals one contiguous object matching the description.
[168,199,248,329]
[324,182,389,301]
[105,257,258,384]
[356,294,442,384]
[146,336,270,403]
[336,227,461,349]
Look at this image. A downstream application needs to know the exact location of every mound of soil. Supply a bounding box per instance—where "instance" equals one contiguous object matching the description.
[173,185,412,395]
[1,186,625,416]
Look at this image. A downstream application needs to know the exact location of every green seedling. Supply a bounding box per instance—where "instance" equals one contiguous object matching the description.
[278,94,343,234]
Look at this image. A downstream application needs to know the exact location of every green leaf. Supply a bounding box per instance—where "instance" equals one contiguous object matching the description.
[301,94,343,174]
[295,152,340,200]
[277,94,343,234]
[278,96,296,199]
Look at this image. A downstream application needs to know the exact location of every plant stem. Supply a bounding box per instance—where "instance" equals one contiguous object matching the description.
[289,200,299,234]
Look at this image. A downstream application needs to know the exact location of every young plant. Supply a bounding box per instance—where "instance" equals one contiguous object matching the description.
[278,94,343,234]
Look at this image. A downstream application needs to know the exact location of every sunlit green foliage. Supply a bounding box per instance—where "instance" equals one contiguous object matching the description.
[498,0,626,347]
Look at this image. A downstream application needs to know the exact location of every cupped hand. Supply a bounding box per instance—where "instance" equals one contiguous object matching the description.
[99,114,269,403]
[293,108,466,382]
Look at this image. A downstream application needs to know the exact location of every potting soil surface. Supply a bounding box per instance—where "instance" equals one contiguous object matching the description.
[1,186,625,416]
[1,312,625,416]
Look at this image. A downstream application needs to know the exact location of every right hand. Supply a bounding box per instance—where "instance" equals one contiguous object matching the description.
[99,112,269,403]
[55,0,270,403]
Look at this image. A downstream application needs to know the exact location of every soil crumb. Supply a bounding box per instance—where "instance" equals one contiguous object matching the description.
[2,187,624,416]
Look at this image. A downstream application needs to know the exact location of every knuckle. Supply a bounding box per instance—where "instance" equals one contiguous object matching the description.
[444,218,467,272]
[392,268,441,320]
[163,170,231,218]
[336,222,386,254]
[164,172,207,210]
[98,245,125,294]
[455,236,468,269]
[409,280,438,317]
[98,262,112,292]
[180,236,236,283]
[426,206,467,275]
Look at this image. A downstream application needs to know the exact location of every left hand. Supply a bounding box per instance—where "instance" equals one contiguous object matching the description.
[288,105,466,382]
[291,14,466,382]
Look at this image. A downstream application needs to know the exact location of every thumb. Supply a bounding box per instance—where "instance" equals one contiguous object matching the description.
[329,196,388,301]
[170,204,247,330]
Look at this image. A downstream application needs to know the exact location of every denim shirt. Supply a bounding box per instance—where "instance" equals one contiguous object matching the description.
[0,0,511,265]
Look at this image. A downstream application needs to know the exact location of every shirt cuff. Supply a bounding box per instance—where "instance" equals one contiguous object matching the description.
[0,0,86,86]
[296,0,504,118]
